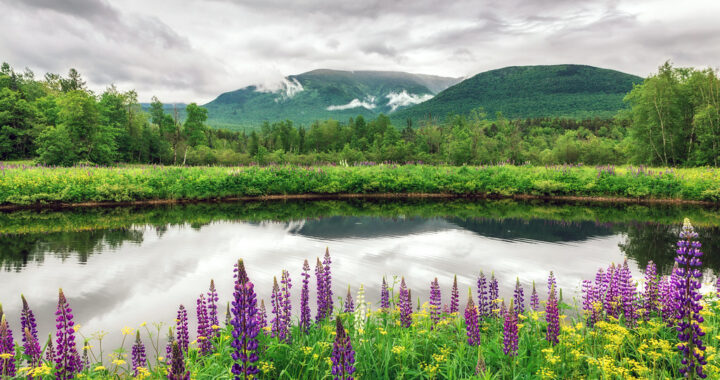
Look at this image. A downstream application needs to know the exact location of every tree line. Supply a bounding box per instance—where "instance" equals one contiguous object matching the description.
[0,61,718,167]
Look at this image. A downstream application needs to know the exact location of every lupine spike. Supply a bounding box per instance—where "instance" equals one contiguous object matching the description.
[429,277,441,326]
[545,285,560,345]
[132,331,147,376]
[323,248,334,318]
[489,273,499,316]
[45,333,55,363]
[175,305,189,353]
[345,286,355,313]
[503,300,519,357]
[464,288,480,346]
[196,293,212,355]
[20,294,41,364]
[477,271,489,317]
[513,278,525,314]
[207,280,220,336]
[230,259,260,378]
[380,277,390,311]
[24,328,42,367]
[354,285,367,333]
[258,300,267,330]
[399,277,412,328]
[315,258,327,322]
[673,219,707,378]
[530,281,540,311]
[300,259,311,333]
[54,289,81,380]
[280,269,292,343]
[167,341,189,380]
[331,317,356,380]
[0,314,15,378]
[450,275,460,314]
[643,261,659,319]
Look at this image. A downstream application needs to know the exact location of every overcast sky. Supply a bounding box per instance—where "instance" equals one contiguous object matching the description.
[1,0,718,103]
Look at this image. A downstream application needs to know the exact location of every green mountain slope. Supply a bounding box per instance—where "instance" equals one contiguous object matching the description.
[203,69,460,129]
[392,65,643,124]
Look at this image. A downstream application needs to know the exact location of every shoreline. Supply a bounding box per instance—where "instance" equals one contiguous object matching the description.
[1,192,716,212]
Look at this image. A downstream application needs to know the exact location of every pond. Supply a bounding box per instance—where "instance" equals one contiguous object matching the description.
[1,199,719,349]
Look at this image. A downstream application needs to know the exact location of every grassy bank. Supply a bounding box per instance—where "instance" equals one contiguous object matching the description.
[1,163,719,206]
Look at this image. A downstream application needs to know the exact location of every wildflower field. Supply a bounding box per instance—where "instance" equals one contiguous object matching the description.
[0,218,718,379]
[1,162,720,206]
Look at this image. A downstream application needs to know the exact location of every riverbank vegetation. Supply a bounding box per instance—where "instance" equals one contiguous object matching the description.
[1,62,719,167]
[0,220,718,379]
[1,163,719,207]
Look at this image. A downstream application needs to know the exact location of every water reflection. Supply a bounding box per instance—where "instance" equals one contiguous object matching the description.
[0,199,718,349]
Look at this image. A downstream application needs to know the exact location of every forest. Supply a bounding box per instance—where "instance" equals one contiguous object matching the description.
[0,61,718,167]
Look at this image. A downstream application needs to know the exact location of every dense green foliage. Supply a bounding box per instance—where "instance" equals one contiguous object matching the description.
[392,65,642,124]
[203,69,459,128]
[1,164,719,206]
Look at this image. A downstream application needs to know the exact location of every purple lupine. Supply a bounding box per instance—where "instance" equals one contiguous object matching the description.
[55,289,81,380]
[323,248,334,318]
[45,334,55,363]
[315,258,327,322]
[545,285,560,345]
[716,276,720,298]
[331,317,356,380]
[345,286,355,313]
[450,275,459,314]
[231,259,260,378]
[530,281,540,311]
[20,295,41,366]
[547,271,557,299]
[280,269,293,343]
[175,305,189,353]
[464,289,480,346]
[196,294,212,356]
[429,278,441,326]
[399,277,412,328]
[513,278,525,314]
[131,331,147,376]
[24,328,42,368]
[167,341,189,380]
[604,264,621,319]
[207,280,220,336]
[165,328,175,363]
[477,271,489,317]
[503,301,519,357]
[581,279,599,326]
[660,268,680,325]
[257,300,268,330]
[380,277,390,311]
[300,259,311,333]
[643,261,659,318]
[270,276,283,340]
[619,260,637,326]
[0,314,15,378]
[672,219,707,378]
[489,273,499,316]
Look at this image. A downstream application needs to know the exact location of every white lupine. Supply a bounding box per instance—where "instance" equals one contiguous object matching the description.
[354,284,367,333]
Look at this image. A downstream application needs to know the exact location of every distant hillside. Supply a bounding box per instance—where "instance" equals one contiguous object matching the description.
[392,65,643,124]
[202,69,460,129]
[139,102,187,122]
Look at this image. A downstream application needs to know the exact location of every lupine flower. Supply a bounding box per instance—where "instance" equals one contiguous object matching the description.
[0,314,15,378]
[503,301,519,357]
[175,305,189,353]
[716,276,720,298]
[489,273,499,316]
[345,286,355,313]
[530,281,540,311]
[547,271,557,299]
[450,275,459,314]
[280,269,293,343]
[300,260,311,333]
[196,294,212,356]
[20,295,41,365]
[581,279,599,326]
[24,328,42,368]
[165,328,175,362]
[603,264,620,319]
[661,264,681,326]
[545,285,560,345]
[399,277,412,328]
[55,289,81,380]
[672,219,707,378]
[477,271,489,317]
[618,260,637,326]
[380,277,390,311]
[315,258,327,322]
[167,341,189,380]
[429,277,441,326]
[643,261,659,318]
[331,317,356,380]
[131,331,147,377]
[207,280,220,337]
[258,300,267,330]
[354,285,367,333]
[464,289,481,346]
[45,334,55,363]
[270,276,284,341]
[323,248,334,318]
[231,259,260,378]
[513,278,525,314]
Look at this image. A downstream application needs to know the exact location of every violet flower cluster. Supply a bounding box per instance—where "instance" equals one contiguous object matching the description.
[477,272,489,317]
[131,331,147,376]
[20,295,42,366]
[380,277,390,311]
[464,289,480,346]
[258,300,267,329]
[513,278,525,314]
[323,249,334,318]
[196,294,212,356]
[429,278,441,326]
[331,317,356,380]
[450,275,459,314]
[673,219,707,378]
[167,341,189,380]
[489,273,499,316]
[207,279,220,336]
[545,285,560,345]
[230,259,260,378]
[398,277,412,328]
[642,261,659,318]
[175,305,189,353]
[503,301,519,357]
[300,259,311,333]
[0,313,15,378]
[530,281,540,311]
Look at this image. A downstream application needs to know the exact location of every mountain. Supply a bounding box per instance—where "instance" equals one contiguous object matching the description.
[391,64,643,124]
[202,69,461,129]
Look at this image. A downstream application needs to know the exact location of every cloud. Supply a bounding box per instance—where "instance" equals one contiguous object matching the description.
[386,91,434,112]
[254,77,304,100]
[327,97,376,111]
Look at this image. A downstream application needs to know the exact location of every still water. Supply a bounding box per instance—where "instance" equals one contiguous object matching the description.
[1,199,718,348]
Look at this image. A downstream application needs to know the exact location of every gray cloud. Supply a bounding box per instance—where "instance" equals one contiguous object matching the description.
[0,0,718,103]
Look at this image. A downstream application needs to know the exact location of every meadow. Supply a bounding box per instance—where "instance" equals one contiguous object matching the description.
[1,162,719,206]
[0,218,717,379]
